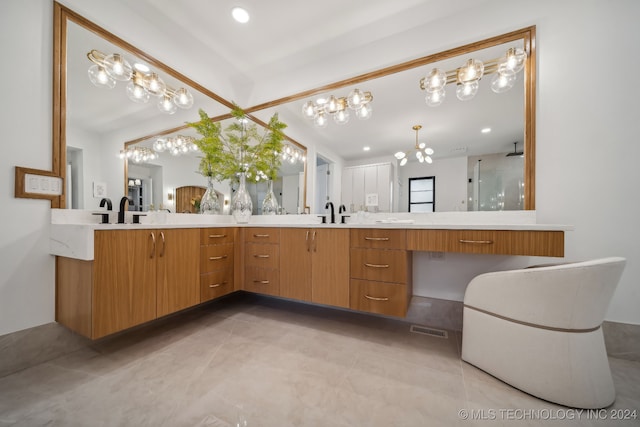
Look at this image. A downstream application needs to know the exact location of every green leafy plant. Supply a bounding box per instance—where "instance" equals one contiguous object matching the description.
[189,105,286,183]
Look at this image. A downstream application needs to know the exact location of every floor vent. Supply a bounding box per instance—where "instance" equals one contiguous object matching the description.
[410,325,448,339]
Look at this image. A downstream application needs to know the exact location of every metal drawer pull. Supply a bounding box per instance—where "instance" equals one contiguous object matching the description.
[459,239,494,244]
[364,263,390,268]
[209,255,228,260]
[208,234,227,238]
[364,237,390,241]
[364,295,389,302]
[254,254,270,258]
[253,234,270,238]
[253,280,270,284]
[150,232,156,258]
[208,281,227,288]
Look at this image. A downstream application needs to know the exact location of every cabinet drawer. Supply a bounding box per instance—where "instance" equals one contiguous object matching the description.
[351,229,406,249]
[244,266,279,296]
[350,248,408,283]
[244,227,280,244]
[350,279,408,317]
[200,228,234,245]
[200,269,234,302]
[407,229,565,257]
[200,244,234,273]
[245,243,279,268]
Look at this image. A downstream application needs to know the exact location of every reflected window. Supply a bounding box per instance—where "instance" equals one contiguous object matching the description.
[409,176,435,212]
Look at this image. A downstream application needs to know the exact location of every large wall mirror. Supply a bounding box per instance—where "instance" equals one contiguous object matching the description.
[53,3,307,214]
[247,27,535,213]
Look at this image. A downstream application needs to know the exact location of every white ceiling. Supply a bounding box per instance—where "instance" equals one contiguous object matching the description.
[63,0,525,166]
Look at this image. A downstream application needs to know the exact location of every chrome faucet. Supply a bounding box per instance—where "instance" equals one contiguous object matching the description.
[325,201,335,224]
[118,197,132,224]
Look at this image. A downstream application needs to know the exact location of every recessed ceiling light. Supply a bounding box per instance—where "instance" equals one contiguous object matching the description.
[481,127,491,134]
[363,146,370,151]
[231,7,250,23]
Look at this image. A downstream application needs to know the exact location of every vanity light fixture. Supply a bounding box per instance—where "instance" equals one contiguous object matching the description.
[420,47,527,106]
[119,146,158,163]
[281,143,306,165]
[87,49,194,114]
[153,135,199,156]
[301,88,373,126]
[394,125,434,166]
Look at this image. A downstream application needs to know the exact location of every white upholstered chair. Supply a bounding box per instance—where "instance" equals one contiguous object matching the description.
[461,257,626,409]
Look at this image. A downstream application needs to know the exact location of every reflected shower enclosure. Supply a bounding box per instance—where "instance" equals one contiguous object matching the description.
[468,154,524,211]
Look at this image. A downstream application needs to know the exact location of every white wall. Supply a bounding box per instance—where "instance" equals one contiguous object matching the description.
[397,157,467,213]
[1,0,639,337]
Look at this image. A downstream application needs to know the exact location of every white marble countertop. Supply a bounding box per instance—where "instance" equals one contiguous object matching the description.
[50,209,572,260]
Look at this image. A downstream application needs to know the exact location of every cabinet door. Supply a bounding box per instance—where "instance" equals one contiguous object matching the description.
[312,229,350,308]
[279,228,312,301]
[93,230,157,339]
[341,168,353,210]
[156,228,200,317]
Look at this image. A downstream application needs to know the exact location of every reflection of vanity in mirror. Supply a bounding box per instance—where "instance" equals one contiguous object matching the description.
[248,27,535,215]
[55,3,534,216]
[60,8,307,215]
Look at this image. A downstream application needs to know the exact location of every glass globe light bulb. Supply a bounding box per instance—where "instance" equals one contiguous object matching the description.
[457,58,484,83]
[173,88,194,109]
[103,53,132,81]
[503,47,526,73]
[425,147,434,156]
[347,88,364,109]
[126,81,150,103]
[145,73,166,96]
[158,95,177,114]
[356,103,372,120]
[456,81,479,101]
[418,142,426,149]
[301,101,316,119]
[416,151,423,161]
[425,68,447,92]
[324,96,340,114]
[153,139,165,152]
[314,112,328,128]
[334,109,350,125]
[425,156,433,164]
[425,89,445,107]
[88,65,116,88]
[491,71,516,93]
[394,151,406,160]
[400,158,408,166]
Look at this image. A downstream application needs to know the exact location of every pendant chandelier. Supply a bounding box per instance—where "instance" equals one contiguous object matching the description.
[394,125,434,166]
[301,88,373,127]
[87,49,194,114]
[420,47,526,106]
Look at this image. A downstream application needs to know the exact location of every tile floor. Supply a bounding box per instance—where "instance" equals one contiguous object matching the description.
[1,293,638,427]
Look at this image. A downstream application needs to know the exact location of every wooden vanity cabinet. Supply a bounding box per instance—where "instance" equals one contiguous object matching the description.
[243,228,280,296]
[56,228,199,340]
[200,228,235,302]
[279,228,350,308]
[349,229,412,317]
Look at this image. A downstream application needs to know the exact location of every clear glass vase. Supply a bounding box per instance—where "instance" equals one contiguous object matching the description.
[262,179,279,215]
[200,177,221,214]
[232,172,252,223]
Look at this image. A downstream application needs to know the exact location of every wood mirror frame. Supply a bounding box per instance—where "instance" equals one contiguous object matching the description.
[52,2,307,210]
